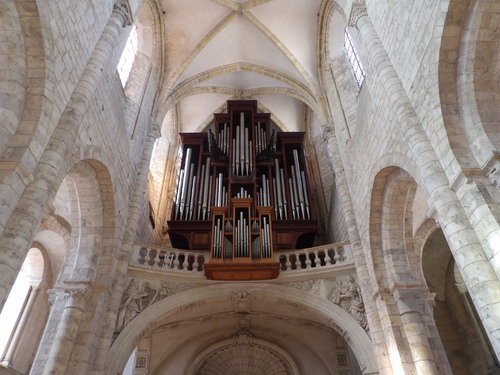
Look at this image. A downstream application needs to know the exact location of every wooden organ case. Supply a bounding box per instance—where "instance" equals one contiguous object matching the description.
[167,100,317,280]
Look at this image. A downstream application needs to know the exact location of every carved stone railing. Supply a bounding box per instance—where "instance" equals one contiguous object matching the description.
[131,241,352,277]
[132,244,207,274]
[275,242,352,272]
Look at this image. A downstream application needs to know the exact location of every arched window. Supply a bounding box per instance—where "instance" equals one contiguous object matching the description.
[117,26,139,87]
[0,248,44,364]
[344,29,365,87]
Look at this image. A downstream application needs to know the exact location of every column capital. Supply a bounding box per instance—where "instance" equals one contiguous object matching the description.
[149,122,162,139]
[322,123,336,142]
[113,0,133,28]
[348,2,368,28]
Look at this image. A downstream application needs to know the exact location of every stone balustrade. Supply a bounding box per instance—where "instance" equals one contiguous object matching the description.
[131,241,352,276]
[275,242,351,271]
[133,245,207,273]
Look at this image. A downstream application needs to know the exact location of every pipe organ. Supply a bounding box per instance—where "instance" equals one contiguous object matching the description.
[167,100,317,280]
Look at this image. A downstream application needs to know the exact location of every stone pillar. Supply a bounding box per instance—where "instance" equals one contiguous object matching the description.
[42,286,90,375]
[349,2,500,361]
[0,0,133,309]
[393,288,440,375]
[91,123,161,374]
[324,134,385,375]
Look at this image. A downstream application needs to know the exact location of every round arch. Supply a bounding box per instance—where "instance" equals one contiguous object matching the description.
[185,333,301,375]
[108,283,378,375]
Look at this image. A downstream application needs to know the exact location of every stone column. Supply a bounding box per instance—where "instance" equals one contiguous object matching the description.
[91,123,161,374]
[0,0,133,309]
[349,1,500,361]
[393,288,441,375]
[42,286,90,375]
[324,132,385,375]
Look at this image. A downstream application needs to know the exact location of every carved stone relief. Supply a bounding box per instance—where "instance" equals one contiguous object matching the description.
[114,278,201,336]
[281,275,369,331]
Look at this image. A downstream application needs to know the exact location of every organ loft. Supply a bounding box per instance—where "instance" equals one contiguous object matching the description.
[167,100,317,280]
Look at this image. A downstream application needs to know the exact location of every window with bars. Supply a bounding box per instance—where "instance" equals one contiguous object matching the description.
[117,26,138,87]
[344,30,365,88]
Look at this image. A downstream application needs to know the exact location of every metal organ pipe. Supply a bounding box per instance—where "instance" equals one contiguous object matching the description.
[301,171,310,219]
[240,112,245,175]
[289,149,310,219]
[174,169,184,219]
[288,178,297,219]
[280,168,288,219]
[201,158,211,220]
[274,159,284,219]
[179,148,192,219]
[188,175,196,220]
[197,167,205,219]
[232,112,253,176]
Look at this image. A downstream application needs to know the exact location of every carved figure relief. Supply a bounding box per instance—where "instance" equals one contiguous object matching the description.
[114,278,201,336]
[115,279,151,334]
[282,275,368,331]
[338,276,368,330]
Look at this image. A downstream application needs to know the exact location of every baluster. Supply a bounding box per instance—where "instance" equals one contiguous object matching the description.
[305,250,312,269]
[158,250,166,267]
[339,244,347,262]
[323,247,332,265]
[138,247,147,265]
[192,253,199,272]
[295,251,301,270]
[199,254,206,271]
[181,254,188,271]
[334,247,340,264]
[173,253,180,270]
[314,250,321,268]
[285,253,292,271]
[168,252,175,268]
[148,249,157,266]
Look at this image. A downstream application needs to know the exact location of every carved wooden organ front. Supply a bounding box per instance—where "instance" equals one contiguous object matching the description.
[167,100,317,280]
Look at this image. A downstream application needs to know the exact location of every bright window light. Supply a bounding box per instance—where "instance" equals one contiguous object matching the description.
[0,269,31,356]
[344,30,365,88]
[118,26,138,87]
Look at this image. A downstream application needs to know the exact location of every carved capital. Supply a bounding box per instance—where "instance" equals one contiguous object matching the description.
[113,0,133,27]
[149,122,162,139]
[63,286,91,310]
[348,2,368,28]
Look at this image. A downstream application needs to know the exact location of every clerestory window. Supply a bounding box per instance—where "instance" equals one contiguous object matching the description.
[117,26,138,87]
[344,29,365,88]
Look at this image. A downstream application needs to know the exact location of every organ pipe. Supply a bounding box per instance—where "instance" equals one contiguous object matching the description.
[171,104,315,261]
[232,112,253,176]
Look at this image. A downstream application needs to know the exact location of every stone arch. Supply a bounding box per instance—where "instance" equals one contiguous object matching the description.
[369,167,410,290]
[28,159,117,373]
[108,283,378,375]
[438,0,500,169]
[0,0,58,235]
[0,0,26,158]
[369,166,451,374]
[0,0,54,162]
[379,168,421,287]
[318,0,347,66]
[122,0,163,113]
[420,227,500,374]
[0,245,52,373]
[185,334,300,375]
[456,0,500,166]
[159,62,323,124]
